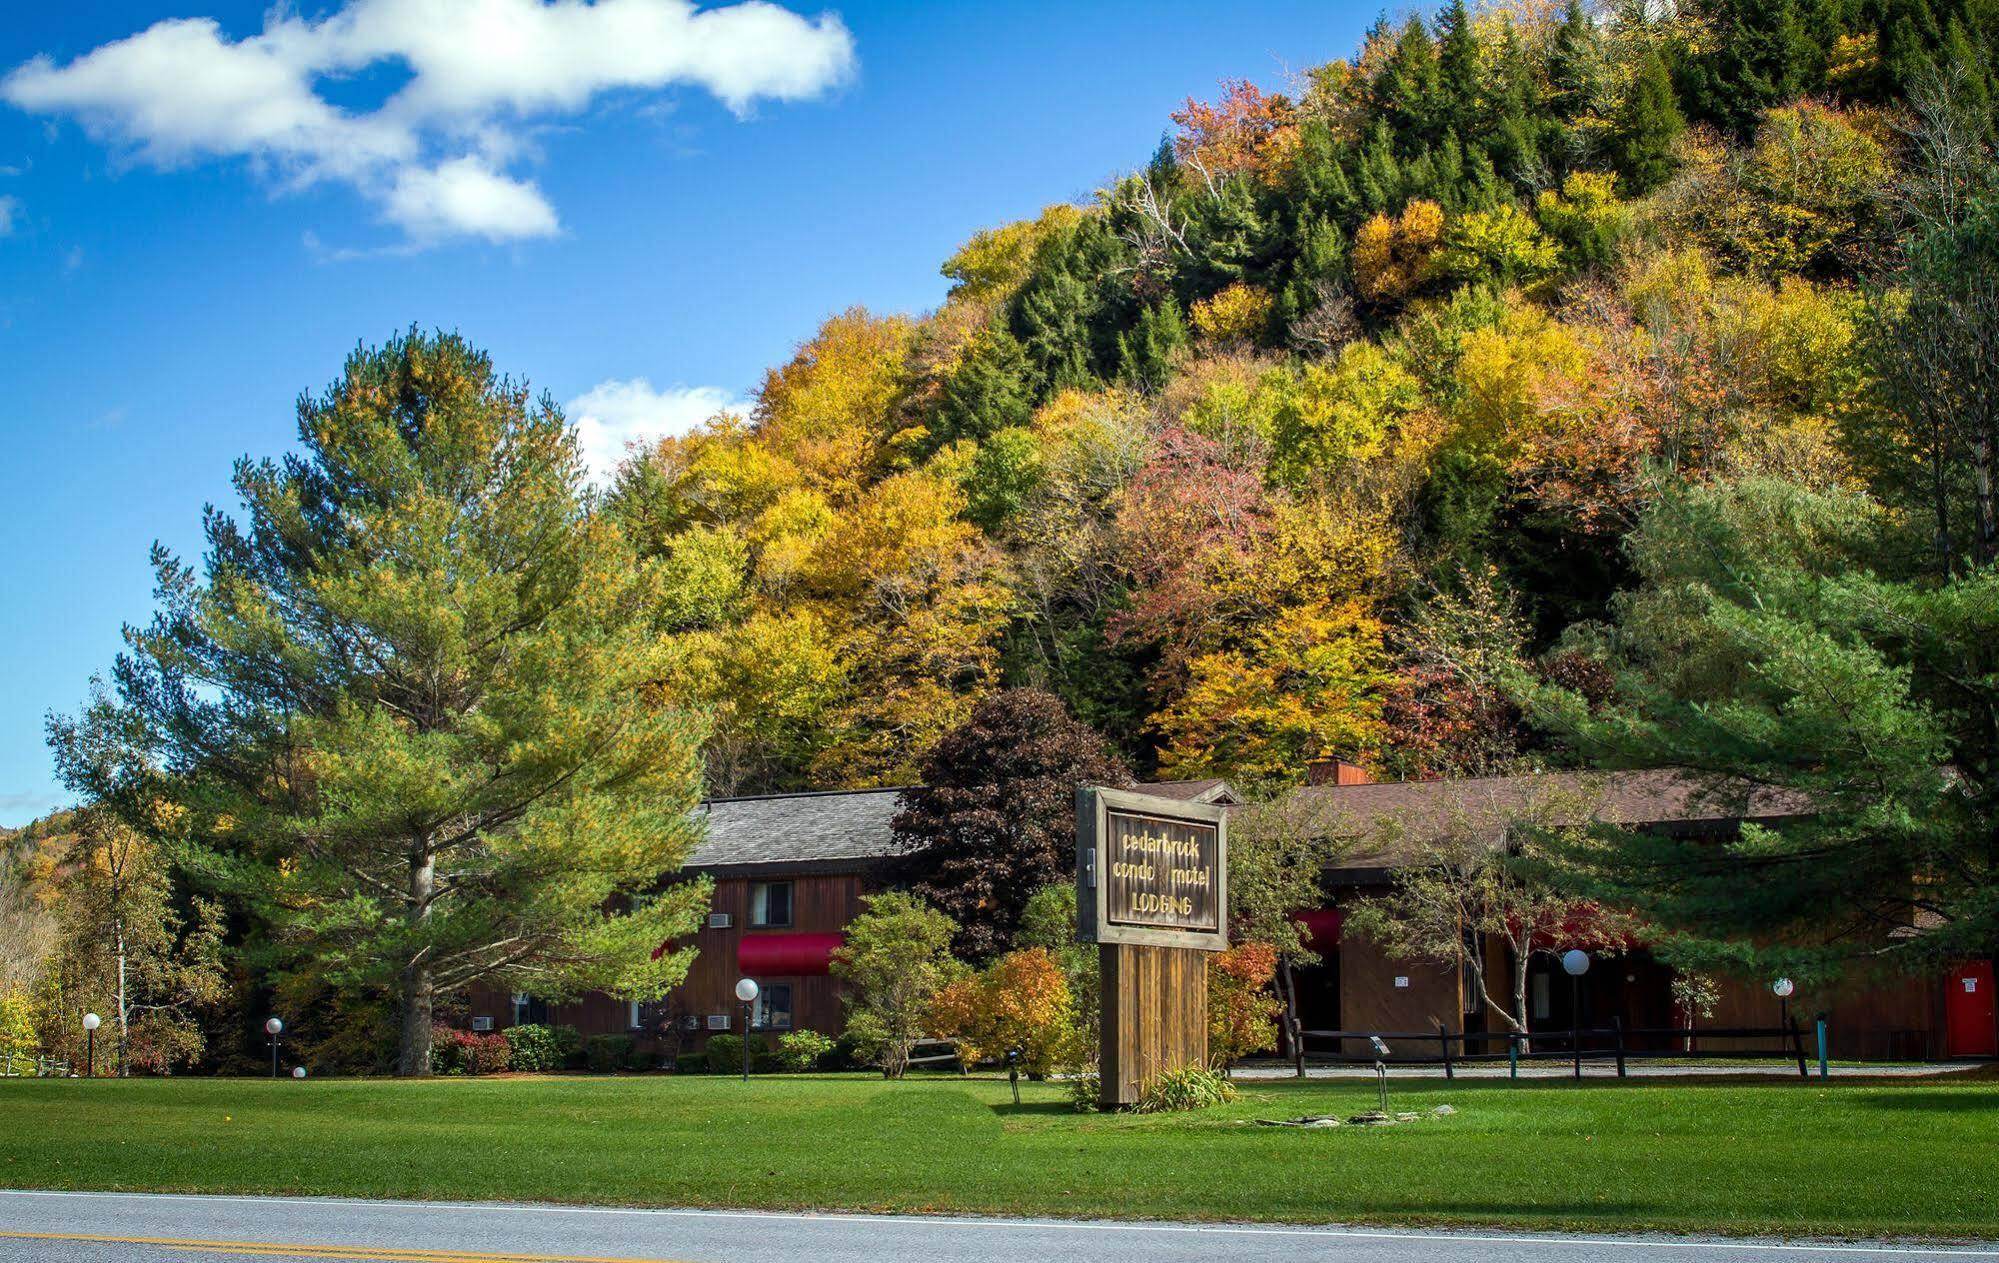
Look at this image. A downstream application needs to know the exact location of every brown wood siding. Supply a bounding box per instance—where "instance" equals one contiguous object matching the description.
[1332,893,1462,1052]
[668,872,867,1049]
[467,871,872,1061]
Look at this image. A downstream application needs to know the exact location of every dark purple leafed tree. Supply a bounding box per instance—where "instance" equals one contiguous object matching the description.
[892,689,1131,960]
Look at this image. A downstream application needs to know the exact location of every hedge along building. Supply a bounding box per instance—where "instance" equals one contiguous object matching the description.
[470,768,1989,1065]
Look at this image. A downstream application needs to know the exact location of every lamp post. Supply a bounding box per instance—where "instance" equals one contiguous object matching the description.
[733,979,758,1082]
[1368,1035,1392,1115]
[82,1013,100,1078]
[264,1017,283,1079]
[1772,977,1795,1032]
[1562,949,1591,1080]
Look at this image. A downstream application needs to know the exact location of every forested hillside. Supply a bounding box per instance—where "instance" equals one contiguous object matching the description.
[13,0,1999,1076]
[606,0,1996,797]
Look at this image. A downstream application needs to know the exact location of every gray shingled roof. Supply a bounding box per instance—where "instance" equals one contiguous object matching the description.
[1225,768,1813,872]
[682,770,1807,874]
[1133,778,1240,804]
[683,779,1238,871]
[685,788,909,870]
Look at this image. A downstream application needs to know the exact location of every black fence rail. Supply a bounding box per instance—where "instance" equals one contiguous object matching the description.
[1291,1013,1825,1079]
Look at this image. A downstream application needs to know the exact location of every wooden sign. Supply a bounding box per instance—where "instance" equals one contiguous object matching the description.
[1081,792,1226,949]
[1076,787,1228,1107]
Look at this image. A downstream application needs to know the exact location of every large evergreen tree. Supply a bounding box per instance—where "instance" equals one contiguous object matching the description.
[1529,478,1999,978]
[1613,50,1688,194]
[55,330,713,1075]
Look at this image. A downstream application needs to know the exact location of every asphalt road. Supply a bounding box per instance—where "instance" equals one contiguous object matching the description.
[3,1191,1998,1263]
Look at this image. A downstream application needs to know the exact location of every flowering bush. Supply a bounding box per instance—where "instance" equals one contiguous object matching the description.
[431,1027,513,1075]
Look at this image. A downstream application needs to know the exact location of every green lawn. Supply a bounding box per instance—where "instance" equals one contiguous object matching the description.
[1,1072,1994,1239]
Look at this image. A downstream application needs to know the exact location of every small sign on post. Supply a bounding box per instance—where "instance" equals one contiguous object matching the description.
[1077,787,1229,1108]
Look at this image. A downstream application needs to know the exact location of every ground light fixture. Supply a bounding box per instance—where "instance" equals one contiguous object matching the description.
[733,978,759,1082]
[1368,1035,1391,1113]
[1561,950,1590,1079]
[81,1012,100,1078]
[264,1017,283,1079]
[293,1066,307,1080]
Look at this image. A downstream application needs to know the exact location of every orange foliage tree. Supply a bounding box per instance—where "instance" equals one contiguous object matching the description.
[929,947,1075,1076]
[1207,942,1281,1071]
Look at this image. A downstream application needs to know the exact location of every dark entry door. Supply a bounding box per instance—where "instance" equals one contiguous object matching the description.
[1947,960,1997,1058]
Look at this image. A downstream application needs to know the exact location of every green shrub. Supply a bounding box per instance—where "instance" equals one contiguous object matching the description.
[1065,1069,1100,1113]
[583,1033,638,1073]
[555,1025,587,1070]
[703,1034,771,1074]
[1131,1065,1237,1114]
[774,1029,836,1072]
[503,1023,577,1073]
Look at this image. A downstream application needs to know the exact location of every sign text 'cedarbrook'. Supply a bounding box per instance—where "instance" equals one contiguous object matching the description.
[1103,809,1220,933]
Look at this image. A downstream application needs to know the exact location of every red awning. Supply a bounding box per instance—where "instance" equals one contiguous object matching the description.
[738,932,846,977]
[1295,907,1342,950]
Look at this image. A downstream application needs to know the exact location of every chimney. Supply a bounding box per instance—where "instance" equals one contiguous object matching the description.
[1306,756,1373,787]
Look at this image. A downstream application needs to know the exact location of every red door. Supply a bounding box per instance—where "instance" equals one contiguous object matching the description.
[1947,961,1998,1058]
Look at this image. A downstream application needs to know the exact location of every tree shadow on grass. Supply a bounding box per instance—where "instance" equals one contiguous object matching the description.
[987,1101,1080,1117]
[1851,1089,1999,1112]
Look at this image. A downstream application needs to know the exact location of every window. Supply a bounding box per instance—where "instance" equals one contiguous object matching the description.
[1531,972,1552,1022]
[754,984,793,1030]
[512,993,549,1026]
[749,881,793,928]
[627,1000,643,1031]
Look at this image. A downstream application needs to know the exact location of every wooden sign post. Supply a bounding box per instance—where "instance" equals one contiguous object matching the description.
[1076,786,1227,1108]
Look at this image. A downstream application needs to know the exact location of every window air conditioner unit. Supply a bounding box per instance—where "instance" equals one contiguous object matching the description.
[470,1016,494,1032]
[706,1014,731,1030]
[708,912,732,929]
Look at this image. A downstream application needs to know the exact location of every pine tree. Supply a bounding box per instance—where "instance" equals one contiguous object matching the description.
[1375,16,1445,151]
[1613,49,1688,193]
[56,330,714,1076]
[936,328,1035,447]
[1547,0,1606,122]
[1116,299,1189,391]
[1437,0,1482,139]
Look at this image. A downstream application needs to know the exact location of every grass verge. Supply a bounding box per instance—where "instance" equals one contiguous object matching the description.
[1,1072,1994,1238]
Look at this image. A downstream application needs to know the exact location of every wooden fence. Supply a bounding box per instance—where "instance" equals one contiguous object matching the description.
[1291,1013,1822,1079]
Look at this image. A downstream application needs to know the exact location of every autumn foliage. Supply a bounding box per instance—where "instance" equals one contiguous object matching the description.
[1206,942,1281,1069]
[929,948,1075,1076]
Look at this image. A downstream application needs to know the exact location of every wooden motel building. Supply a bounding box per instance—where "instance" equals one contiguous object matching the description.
[471,767,1997,1066]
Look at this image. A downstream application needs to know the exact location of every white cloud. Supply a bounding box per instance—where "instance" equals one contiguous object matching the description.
[1,0,855,246]
[567,377,736,484]
[0,195,17,235]
[385,157,560,243]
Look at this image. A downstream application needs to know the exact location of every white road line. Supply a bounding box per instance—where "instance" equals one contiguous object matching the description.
[1,1189,1995,1257]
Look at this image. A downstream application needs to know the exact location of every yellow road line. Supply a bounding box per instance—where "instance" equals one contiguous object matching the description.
[0,1230,696,1263]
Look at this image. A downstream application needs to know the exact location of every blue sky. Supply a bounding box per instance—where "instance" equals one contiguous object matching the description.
[0,0,1375,827]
